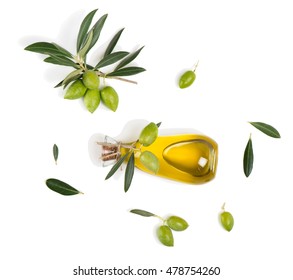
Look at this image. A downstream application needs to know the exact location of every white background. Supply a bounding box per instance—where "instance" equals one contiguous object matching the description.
[1,0,293,279]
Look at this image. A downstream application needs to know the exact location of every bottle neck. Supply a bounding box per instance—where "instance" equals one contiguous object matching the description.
[98,140,136,166]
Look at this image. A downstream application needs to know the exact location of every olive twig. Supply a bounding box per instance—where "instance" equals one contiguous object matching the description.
[221,202,226,211]
[105,75,138,85]
[154,214,165,223]
[193,60,199,72]
[24,8,145,113]
[96,70,138,85]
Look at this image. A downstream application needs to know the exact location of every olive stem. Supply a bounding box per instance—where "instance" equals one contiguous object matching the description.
[106,76,138,85]
[193,60,199,72]
[96,70,137,84]
[221,202,226,211]
[154,214,165,223]
[96,141,120,147]
[74,55,87,71]
[120,143,136,149]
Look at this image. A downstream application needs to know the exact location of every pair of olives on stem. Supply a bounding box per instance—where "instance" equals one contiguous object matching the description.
[130,209,188,247]
[157,216,189,247]
[64,70,119,113]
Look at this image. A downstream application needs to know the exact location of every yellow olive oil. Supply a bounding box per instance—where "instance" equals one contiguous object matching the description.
[120,133,218,184]
[89,124,218,185]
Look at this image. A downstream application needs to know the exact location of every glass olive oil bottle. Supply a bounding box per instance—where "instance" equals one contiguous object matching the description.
[89,121,218,184]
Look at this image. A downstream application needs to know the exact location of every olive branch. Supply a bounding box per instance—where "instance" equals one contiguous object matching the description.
[24,8,145,112]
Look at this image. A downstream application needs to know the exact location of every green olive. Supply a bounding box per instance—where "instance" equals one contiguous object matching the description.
[166,216,188,231]
[82,70,100,89]
[220,211,234,232]
[139,122,158,147]
[179,70,196,89]
[157,225,174,247]
[64,79,87,99]
[139,151,159,173]
[100,86,119,112]
[83,89,100,113]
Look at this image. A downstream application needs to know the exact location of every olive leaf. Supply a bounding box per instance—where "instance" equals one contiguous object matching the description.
[105,152,130,180]
[130,209,155,217]
[124,152,135,192]
[44,55,78,68]
[95,51,129,69]
[53,144,58,164]
[25,42,68,57]
[60,69,83,88]
[249,122,281,138]
[243,135,254,177]
[114,46,144,70]
[107,66,146,77]
[76,9,98,52]
[45,178,83,196]
[87,14,108,52]
[104,28,125,57]
[52,43,73,58]
[78,29,94,60]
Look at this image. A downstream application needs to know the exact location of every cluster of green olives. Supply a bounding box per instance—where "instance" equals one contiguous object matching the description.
[130,209,188,247]
[64,70,119,113]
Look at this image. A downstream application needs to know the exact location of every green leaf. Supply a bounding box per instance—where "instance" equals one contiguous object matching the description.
[243,135,254,177]
[44,55,79,68]
[124,152,135,192]
[107,66,146,77]
[130,209,155,217]
[77,29,93,60]
[45,178,83,196]
[52,43,73,58]
[88,14,108,52]
[249,122,281,138]
[95,51,129,69]
[54,80,63,88]
[104,28,125,57]
[53,144,58,164]
[25,42,69,57]
[76,9,98,52]
[114,46,144,70]
[85,64,95,70]
[105,152,130,180]
[61,69,83,88]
